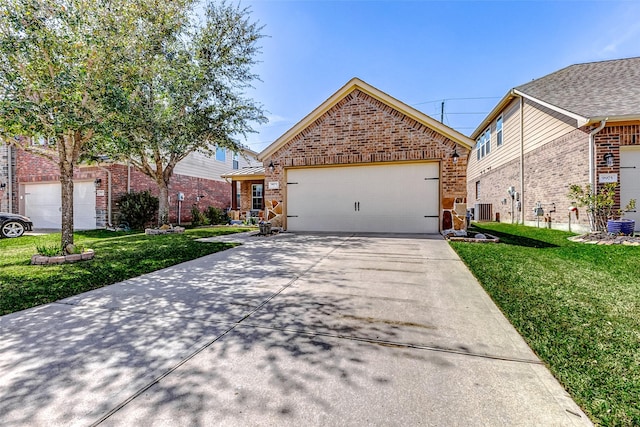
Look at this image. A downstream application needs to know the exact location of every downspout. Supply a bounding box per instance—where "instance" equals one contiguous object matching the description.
[96,165,112,226]
[589,119,607,193]
[519,95,525,224]
[7,144,12,212]
[127,160,131,193]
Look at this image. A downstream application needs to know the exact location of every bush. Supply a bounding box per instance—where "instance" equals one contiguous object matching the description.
[117,191,159,230]
[35,243,63,257]
[204,206,228,225]
[190,205,208,226]
[568,183,636,232]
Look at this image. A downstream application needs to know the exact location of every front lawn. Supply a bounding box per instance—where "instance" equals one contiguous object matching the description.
[449,223,640,426]
[0,227,253,316]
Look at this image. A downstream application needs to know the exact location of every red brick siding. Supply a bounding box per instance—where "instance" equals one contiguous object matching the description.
[239,180,264,212]
[523,127,590,225]
[14,148,231,226]
[467,156,521,223]
[595,123,640,214]
[263,89,469,230]
[468,122,640,230]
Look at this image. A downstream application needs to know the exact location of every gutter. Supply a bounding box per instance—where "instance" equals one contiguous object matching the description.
[588,119,607,193]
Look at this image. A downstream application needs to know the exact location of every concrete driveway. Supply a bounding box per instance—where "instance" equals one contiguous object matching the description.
[0,233,591,426]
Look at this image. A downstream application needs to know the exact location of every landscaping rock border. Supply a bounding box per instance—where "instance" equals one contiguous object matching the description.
[31,249,95,265]
[569,232,640,246]
[443,231,500,243]
[145,226,185,235]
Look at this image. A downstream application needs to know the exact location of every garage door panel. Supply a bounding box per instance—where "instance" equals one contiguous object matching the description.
[73,182,97,229]
[24,183,62,229]
[620,147,640,230]
[287,163,439,233]
[24,181,96,230]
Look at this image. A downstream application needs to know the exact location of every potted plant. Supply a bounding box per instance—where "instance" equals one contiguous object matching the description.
[569,183,636,235]
[607,198,636,235]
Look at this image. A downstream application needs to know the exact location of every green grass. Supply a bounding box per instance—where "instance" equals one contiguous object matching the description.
[0,226,255,316]
[449,223,640,426]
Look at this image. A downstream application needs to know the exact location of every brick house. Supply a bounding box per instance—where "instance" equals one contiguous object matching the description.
[0,142,258,229]
[226,78,473,233]
[467,57,640,232]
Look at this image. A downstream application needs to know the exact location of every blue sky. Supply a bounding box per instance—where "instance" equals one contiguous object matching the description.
[237,0,640,152]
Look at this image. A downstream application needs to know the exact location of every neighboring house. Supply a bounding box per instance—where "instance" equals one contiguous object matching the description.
[225,78,473,233]
[0,142,258,229]
[467,57,640,232]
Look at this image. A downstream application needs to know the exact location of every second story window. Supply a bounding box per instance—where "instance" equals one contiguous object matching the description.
[476,128,491,160]
[233,153,239,170]
[216,147,226,162]
[496,116,503,147]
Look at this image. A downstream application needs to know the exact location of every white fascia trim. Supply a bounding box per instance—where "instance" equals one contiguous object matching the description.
[587,114,640,124]
[512,89,589,127]
[470,90,516,140]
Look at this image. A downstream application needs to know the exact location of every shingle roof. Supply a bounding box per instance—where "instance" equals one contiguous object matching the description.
[515,57,640,118]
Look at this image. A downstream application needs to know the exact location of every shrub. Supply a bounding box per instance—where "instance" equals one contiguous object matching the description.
[204,206,228,225]
[36,244,63,257]
[190,205,208,226]
[117,191,159,230]
[568,183,636,232]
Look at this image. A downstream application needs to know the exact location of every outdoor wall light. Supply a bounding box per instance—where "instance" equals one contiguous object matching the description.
[0,182,6,189]
[268,160,277,172]
[603,153,614,167]
[452,149,460,164]
[94,178,102,188]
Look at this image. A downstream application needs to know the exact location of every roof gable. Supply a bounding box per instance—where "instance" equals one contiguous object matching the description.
[259,78,473,160]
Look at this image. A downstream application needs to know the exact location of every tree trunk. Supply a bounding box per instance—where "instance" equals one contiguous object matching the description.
[158,181,169,225]
[60,162,74,249]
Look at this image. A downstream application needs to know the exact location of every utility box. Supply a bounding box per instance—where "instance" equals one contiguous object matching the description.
[474,203,493,221]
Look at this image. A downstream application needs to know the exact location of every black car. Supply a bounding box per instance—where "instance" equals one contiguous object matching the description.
[0,212,33,238]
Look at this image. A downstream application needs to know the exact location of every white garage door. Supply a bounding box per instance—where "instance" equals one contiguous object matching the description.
[286,163,440,233]
[24,181,97,230]
[620,147,640,231]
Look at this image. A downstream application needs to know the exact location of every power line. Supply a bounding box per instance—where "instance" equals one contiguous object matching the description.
[412,96,500,106]
[444,112,490,115]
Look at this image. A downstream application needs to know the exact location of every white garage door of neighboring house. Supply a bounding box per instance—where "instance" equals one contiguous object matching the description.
[286,163,440,233]
[620,147,640,231]
[24,181,97,230]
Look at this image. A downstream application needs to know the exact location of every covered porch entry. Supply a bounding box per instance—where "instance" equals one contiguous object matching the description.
[222,166,265,223]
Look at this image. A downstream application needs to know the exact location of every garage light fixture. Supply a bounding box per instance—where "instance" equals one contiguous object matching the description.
[603,153,614,167]
[94,178,102,188]
[268,160,277,173]
[452,149,460,164]
[0,182,5,189]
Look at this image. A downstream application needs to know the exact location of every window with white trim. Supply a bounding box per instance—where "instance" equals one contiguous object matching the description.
[232,152,239,170]
[476,128,491,160]
[496,116,503,147]
[252,184,263,210]
[215,147,226,162]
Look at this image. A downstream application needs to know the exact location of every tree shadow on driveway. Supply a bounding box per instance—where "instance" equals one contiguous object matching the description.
[0,233,583,426]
